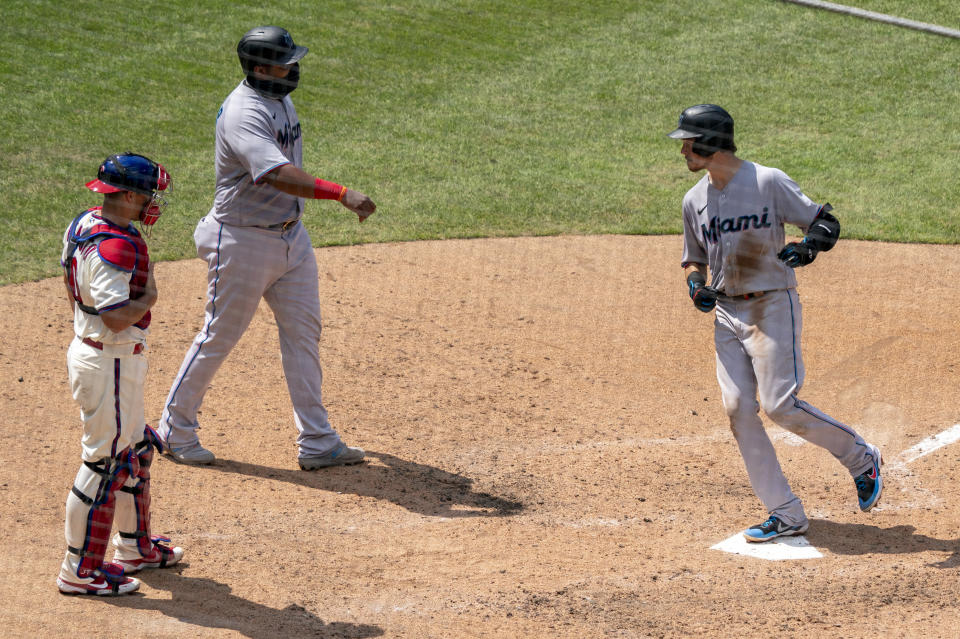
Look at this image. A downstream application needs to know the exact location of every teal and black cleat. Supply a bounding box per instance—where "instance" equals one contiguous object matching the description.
[855,445,883,512]
[743,515,809,543]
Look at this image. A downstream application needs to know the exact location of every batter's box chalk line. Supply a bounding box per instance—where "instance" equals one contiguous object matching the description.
[711,423,960,561]
[892,423,960,467]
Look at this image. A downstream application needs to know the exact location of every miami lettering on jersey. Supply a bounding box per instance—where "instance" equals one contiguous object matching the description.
[276,121,301,150]
[701,208,772,246]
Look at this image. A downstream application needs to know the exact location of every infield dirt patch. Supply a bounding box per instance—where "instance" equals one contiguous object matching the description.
[2,235,959,638]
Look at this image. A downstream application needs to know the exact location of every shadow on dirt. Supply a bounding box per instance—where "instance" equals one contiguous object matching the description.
[808,519,960,568]
[188,449,524,518]
[102,569,383,639]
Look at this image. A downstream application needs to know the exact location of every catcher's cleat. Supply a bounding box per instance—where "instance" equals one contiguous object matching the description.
[167,441,215,465]
[299,441,365,470]
[743,515,809,543]
[111,533,184,574]
[855,444,883,512]
[57,563,140,596]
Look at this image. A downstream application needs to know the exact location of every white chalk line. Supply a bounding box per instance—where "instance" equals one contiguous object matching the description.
[892,423,960,466]
[780,0,960,39]
[712,423,960,560]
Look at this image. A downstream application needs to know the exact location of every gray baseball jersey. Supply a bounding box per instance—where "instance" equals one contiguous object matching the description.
[211,80,304,227]
[680,161,821,296]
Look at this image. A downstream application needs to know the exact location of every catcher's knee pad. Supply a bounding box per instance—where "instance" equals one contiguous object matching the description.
[64,452,133,577]
[115,434,156,556]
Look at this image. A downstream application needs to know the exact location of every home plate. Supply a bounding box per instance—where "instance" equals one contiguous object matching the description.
[711,533,823,560]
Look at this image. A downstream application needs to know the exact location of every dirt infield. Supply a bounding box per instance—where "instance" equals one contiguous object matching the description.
[2,235,959,638]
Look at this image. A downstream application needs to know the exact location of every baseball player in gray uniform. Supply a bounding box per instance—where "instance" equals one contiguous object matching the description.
[668,104,883,542]
[158,26,376,469]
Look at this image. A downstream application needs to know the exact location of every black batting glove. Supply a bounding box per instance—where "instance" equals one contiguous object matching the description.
[777,240,818,268]
[693,286,719,312]
[686,272,718,312]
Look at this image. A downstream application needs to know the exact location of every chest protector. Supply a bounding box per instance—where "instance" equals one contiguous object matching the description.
[63,208,151,329]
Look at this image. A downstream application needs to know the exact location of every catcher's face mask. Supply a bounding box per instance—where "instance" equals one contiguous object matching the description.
[138,164,171,235]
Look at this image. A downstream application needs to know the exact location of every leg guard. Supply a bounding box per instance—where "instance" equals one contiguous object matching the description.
[61,451,133,581]
[115,429,158,556]
[113,427,183,570]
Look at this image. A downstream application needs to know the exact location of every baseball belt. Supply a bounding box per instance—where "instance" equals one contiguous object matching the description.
[718,289,778,301]
[259,218,300,232]
[82,337,144,355]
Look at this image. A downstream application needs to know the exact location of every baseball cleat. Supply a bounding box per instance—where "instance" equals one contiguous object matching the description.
[167,441,216,465]
[743,515,809,543]
[57,563,140,596]
[855,445,883,512]
[298,441,365,470]
[111,533,184,574]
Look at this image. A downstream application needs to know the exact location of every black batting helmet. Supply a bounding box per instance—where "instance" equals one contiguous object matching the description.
[667,104,736,156]
[237,26,308,99]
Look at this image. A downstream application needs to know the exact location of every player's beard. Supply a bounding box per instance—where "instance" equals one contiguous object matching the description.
[249,63,300,100]
[685,155,707,172]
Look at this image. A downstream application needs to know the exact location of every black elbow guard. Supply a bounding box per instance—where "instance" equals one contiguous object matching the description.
[804,203,840,252]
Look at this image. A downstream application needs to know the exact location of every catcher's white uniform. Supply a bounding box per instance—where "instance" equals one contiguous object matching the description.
[59,209,173,591]
[62,209,150,461]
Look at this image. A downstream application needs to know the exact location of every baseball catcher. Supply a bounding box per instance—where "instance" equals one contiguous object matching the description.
[57,153,183,595]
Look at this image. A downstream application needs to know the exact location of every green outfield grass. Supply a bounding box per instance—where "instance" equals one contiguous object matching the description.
[0,0,957,284]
